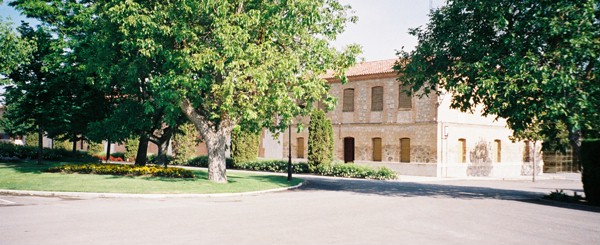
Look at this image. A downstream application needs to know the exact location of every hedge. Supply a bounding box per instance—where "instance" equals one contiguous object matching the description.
[46,163,194,178]
[581,139,600,206]
[231,127,259,164]
[0,143,99,162]
[178,156,397,180]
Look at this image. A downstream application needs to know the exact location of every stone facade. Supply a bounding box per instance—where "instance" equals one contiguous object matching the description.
[270,59,543,178]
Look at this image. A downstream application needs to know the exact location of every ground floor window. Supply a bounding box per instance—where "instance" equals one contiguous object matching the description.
[494,139,501,162]
[400,138,410,162]
[458,139,466,163]
[297,137,305,158]
[372,137,382,161]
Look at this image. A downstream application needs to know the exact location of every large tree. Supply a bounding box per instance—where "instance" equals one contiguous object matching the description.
[12,0,360,182]
[1,23,63,164]
[395,0,600,167]
[94,0,359,182]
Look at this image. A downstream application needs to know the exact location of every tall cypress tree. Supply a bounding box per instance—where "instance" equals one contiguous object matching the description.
[308,110,334,171]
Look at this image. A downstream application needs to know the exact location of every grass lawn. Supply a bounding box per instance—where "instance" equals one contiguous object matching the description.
[0,161,303,194]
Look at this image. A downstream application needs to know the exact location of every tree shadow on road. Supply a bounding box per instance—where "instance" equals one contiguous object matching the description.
[296,177,600,213]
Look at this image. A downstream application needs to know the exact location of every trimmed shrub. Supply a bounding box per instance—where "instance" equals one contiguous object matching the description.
[176,156,397,180]
[581,139,600,206]
[124,138,139,162]
[46,163,194,178]
[186,155,235,169]
[0,142,99,162]
[172,123,198,165]
[314,163,397,180]
[308,110,334,172]
[235,160,310,174]
[231,126,259,164]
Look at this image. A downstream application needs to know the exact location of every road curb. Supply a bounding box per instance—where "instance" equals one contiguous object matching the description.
[0,181,304,199]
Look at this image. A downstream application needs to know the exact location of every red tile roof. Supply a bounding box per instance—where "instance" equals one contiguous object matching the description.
[323,59,397,79]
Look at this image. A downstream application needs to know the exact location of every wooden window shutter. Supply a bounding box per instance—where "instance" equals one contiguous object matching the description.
[373,138,382,161]
[458,139,466,163]
[494,139,501,162]
[400,138,410,162]
[398,85,412,109]
[297,137,305,158]
[371,86,383,111]
[343,88,354,112]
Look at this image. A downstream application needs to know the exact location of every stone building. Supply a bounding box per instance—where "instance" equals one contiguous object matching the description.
[278,59,543,177]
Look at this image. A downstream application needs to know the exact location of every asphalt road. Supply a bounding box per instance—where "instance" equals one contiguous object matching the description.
[1,175,599,245]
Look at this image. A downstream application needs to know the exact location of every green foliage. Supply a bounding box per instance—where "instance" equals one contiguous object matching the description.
[308,110,334,171]
[47,163,194,178]
[172,123,198,165]
[0,18,33,76]
[581,139,600,206]
[186,156,235,169]
[87,142,104,155]
[231,126,259,164]
[24,132,38,147]
[10,0,361,182]
[124,138,139,162]
[315,163,398,180]
[235,160,310,174]
[55,140,73,151]
[395,0,600,144]
[0,142,98,162]
[178,157,396,180]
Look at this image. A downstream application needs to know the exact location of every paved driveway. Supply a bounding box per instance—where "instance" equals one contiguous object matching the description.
[1,175,599,245]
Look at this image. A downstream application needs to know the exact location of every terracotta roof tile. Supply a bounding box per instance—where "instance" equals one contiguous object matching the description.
[323,59,397,79]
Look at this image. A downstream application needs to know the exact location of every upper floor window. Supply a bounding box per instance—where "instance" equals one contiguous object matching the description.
[398,85,412,109]
[371,86,383,111]
[342,88,354,112]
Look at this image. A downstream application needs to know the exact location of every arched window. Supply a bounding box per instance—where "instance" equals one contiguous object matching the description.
[371,86,383,111]
[343,88,355,112]
[400,138,410,163]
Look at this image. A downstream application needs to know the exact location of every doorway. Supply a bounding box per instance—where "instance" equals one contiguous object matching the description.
[344,137,355,163]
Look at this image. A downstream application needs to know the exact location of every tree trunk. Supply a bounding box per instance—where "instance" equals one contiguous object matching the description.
[205,128,230,183]
[71,134,77,156]
[180,98,232,183]
[569,129,582,172]
[37,126,43,165]
[135,134,149,166]
[155,128,173,168]
[105,139,111,163]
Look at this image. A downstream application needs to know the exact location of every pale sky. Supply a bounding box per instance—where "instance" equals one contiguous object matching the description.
[1,0,444,62]
[332,0,444,61]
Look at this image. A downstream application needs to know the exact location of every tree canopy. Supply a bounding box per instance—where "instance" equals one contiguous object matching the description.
[10,0,360,182]
[92,0,360,182]
[395,0,599,156]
